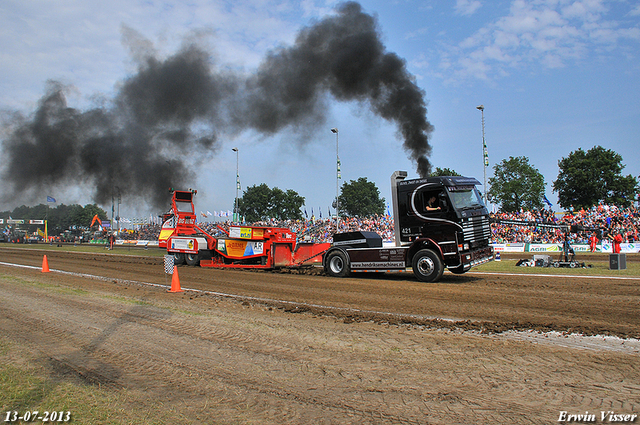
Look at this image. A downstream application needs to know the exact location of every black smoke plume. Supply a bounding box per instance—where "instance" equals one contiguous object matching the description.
[0,1,433,211]
[237,2,433,174]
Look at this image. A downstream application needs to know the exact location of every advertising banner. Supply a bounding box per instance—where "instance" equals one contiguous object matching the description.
[229,227,264,239]
[527,244,562,252]
[527,244,593,253]
[600,242,640,253]
[171,238,196,252]
[525,243,640,253]
[218,239,264,257]
[491,243,526,253]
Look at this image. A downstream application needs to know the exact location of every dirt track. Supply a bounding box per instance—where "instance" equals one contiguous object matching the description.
[1,246,639,424]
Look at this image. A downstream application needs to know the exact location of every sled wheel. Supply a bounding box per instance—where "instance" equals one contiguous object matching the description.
[185,253,200,267]
[173,252,186,265]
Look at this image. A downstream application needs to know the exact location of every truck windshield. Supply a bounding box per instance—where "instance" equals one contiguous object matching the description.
[447,186,484,210]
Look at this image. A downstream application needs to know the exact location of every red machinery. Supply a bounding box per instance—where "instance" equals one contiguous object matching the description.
[160,189,329,269]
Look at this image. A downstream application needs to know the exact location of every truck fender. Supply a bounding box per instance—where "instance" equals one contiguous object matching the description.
[322,246,350,267]
[407,238,443,264]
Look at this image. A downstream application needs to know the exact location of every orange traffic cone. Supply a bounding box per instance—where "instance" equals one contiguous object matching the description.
[167,267,183,293]
[42,255,50,273]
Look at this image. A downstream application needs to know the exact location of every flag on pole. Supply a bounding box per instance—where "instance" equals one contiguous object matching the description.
[337,158,341,179]
[47,196,56,203]
[543,195,553,208]
[483,139,489,166]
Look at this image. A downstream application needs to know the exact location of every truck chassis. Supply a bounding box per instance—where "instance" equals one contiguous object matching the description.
[322,171,494,282]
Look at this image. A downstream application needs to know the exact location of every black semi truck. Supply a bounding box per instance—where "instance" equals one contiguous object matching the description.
[323,171,494,282]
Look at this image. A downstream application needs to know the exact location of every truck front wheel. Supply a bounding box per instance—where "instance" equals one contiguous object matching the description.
[412,249,444,282]
[324,250,350,278]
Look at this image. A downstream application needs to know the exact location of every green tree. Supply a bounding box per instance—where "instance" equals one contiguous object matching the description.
[270,188,305,221]
[238,184,271,223]
[337,177,385,217]
[0,203,107,235]
[553,146,638,209]
[429,167,461,177]
[238,184,305,222]
[488,156,545,212]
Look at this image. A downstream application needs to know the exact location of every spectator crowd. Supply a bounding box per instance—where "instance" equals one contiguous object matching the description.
[491,203,639,245]
[117,224,163,241]
[198,215,394,243]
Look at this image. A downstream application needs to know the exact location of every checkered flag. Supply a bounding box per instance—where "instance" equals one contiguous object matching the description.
[164,255,174,275]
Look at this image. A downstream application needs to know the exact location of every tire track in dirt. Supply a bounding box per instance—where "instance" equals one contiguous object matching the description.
[0,274,433,423]
[2,246,639,339]
[0,275,538,423]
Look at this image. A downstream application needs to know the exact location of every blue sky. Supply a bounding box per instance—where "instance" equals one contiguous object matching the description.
[1,0,639,219]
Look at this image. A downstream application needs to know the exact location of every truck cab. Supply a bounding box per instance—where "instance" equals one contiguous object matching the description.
[392,171,493,279]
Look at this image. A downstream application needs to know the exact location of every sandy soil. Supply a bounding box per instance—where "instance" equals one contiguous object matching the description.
[1,246,638,424]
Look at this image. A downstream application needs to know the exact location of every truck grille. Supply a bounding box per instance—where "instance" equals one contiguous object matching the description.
[462,216,491,244]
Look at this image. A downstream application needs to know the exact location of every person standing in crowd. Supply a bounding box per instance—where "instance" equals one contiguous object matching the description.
[612,230,623,254]
[589,232,598,252]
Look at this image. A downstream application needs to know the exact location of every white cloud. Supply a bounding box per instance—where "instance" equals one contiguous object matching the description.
[438,0,640,82]
[455,0,482,16]
[560,0,607,21]
[0,1,311,101]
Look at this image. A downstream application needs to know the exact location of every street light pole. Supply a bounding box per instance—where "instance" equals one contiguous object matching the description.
[232,147,239,223]
[115,186,121,233]
[111,191,114,236]
[476,105,488,206]
[331,128,340,233]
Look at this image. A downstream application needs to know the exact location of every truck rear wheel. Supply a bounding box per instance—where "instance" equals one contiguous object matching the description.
[185,253,200,267]
[412,249,444,282]
[324,250,350,278]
